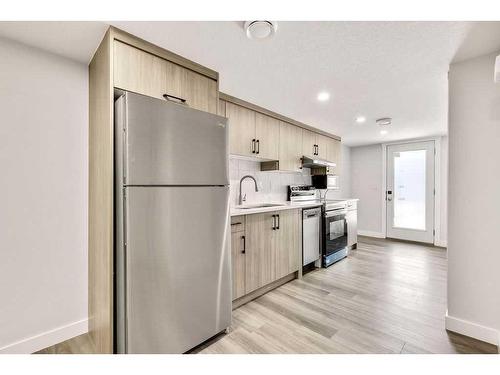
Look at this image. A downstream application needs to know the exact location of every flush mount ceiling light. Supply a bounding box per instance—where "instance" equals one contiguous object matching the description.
[317,91,330,102]
[380,130,388,135]
[244,21,278,40]
[355,116,366,124]
[376,117,392,126]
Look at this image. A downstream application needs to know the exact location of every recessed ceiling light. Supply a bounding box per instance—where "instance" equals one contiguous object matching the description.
[380,130,388,135]
[355,116,366,124]
[244,21,278,40]
[317,91,330,102]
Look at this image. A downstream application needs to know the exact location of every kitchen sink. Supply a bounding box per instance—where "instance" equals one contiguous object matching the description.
[236,203,287,209]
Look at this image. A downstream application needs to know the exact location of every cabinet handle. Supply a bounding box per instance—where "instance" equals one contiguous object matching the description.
[276,214,280,230]
[231,222,242,226]
[241,235,246,254]
[252,139,256,154]
[272,215,276,230]
[256,139,260,154]
[163,93,187,105]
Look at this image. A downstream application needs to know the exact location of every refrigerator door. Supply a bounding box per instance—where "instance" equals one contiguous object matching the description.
[121,92,228,186]
[123,186,232,353]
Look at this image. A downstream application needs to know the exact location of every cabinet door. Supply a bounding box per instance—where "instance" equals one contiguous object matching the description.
[245,212,276,293]
[316,134,329,160]
[279,121,303,172]
[114,40,166,100]
[226,102,256,157]
[218,99,226,117]
[302,129,317,158]
[347,210,358,247]
[326,138,342,175]
[183,69,218,114]
[275,210,300,279]
[231,229,246,300]
[255,112,280,160]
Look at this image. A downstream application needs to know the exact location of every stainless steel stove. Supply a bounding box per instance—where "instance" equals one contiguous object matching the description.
[289,185,349,267]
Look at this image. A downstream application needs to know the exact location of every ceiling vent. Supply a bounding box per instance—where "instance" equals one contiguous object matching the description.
[244,21,278,40]
[376,118,392,126]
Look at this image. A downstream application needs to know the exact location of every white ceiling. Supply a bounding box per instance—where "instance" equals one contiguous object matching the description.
[2,21,500,146]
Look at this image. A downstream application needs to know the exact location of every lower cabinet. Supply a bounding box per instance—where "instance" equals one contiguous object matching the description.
[347,208,358,248]
[231,209,300,300]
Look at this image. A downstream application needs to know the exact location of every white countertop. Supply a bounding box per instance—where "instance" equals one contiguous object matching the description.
[231,201,323,217]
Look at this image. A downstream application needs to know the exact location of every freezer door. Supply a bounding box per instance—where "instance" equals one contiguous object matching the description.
[121,92,228,186]
[124,186,231,353]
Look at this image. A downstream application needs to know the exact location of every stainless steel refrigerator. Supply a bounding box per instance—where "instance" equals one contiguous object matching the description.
[114,91,232,353]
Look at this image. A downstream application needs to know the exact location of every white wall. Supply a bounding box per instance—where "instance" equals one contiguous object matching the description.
[0,37,88,353]
[447,51,500,345]
[350,144,384,236]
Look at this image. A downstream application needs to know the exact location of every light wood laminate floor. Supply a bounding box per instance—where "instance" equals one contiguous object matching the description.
[194,237,497,354]
[37,237,497,354]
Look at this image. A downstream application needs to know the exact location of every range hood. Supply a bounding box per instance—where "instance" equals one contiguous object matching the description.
[302,156,337,168]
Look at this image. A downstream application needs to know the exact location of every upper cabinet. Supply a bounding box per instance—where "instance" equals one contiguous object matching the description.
[225,102,279,160]
[326,137,342,175]
[302,130,329,160]
[114,41,217,114]
[226,102,256,157]
[279,121,302,172]
[255,112,280,160]
[302,129,317,159]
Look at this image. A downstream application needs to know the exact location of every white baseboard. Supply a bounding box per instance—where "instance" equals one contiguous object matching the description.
[0,318,88,354]
[445,313,499,346]
[357,230,385,239]
[434,240,447,248]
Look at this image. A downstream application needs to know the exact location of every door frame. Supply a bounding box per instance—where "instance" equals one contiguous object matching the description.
[381,137,445,247]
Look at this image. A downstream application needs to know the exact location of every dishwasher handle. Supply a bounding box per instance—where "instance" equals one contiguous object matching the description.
[303,208,321,219]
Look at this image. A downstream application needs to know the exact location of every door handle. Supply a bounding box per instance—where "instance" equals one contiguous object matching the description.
[256,139,260,154]
[276,214,280,230]
[241,235,246,254]
[252,139,256,154]
[387,190,393,201]
[272,215,276,230]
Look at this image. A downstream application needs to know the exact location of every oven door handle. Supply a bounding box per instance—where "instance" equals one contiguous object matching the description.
[325,209,347,218]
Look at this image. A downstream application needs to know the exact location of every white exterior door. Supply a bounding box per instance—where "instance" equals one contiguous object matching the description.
[386,141,435,243]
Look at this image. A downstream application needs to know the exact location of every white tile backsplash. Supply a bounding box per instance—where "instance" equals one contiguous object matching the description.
[229,157,311,206]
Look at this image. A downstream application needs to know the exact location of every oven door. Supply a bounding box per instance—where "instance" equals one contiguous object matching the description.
[323,209,348,256]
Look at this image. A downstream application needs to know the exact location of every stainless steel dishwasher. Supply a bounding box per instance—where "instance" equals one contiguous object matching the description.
[302,207,321,266]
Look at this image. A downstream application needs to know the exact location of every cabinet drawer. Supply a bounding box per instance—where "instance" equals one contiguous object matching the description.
[231,216,245,233]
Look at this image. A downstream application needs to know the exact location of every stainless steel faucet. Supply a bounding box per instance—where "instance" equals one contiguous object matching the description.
[238,175,259,205]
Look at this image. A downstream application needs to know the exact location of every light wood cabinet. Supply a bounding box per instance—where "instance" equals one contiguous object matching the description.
[114,40,167,100]
[326,137,342,175]
[225,103,280,160]
[302,129,317,158]
[245,212,276,293]
[316,134,329,160]
[231,216,246,300]
[226,102,256,157]
[274,209,300,279]
[279,121,303,172]
[255,112,280,160]
[114,40,217,114]
[302,129,330,160]
[236,209,300,297]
